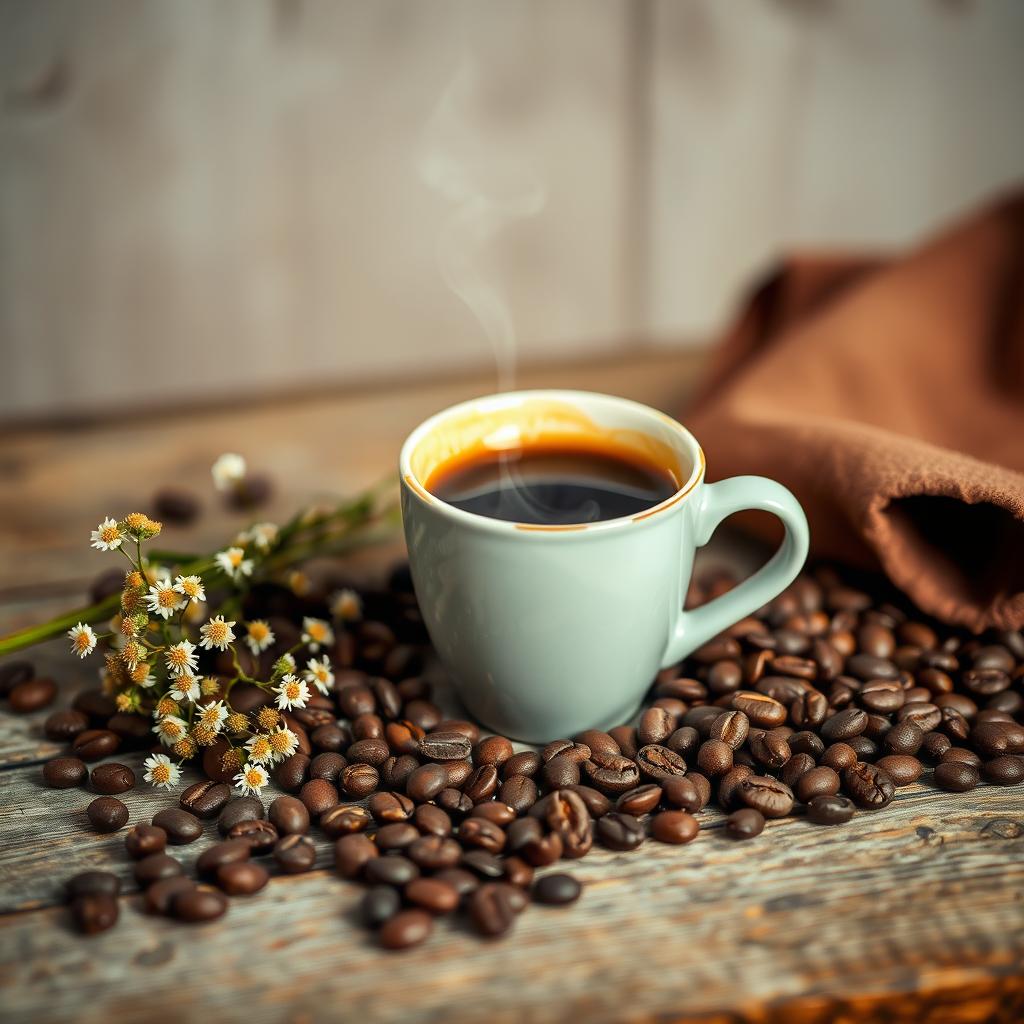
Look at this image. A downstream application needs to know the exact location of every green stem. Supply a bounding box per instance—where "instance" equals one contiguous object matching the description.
[0,594,121,656]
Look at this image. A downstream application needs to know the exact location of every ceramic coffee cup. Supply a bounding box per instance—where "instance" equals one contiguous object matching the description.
[399,389,809,743]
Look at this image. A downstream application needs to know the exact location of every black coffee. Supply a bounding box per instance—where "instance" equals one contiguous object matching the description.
[427,446,678,525]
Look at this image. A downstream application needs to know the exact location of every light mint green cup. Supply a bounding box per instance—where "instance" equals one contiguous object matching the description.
[400,390,809,743]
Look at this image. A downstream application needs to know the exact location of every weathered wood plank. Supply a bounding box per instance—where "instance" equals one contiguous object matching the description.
[0,776,1021,1024]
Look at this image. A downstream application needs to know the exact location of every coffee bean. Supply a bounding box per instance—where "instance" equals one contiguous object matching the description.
[788,731,825,759]
[737,776,794,818]
[500,775,539,815]
[502,750,542,779]
[134,853,185,887]
[268,795,311,835]
[437,788,473,816]
[790,690,828,729]
[375,822,419,852]
[405,877,460,914]
[972,720,1024,757]
[457,817,506,856]
[846,653,898,681]
[710,710,750,750]
[365,854,419,887]
[217,796,265,835]
[596,812,645,851]
[180,781,232,819]
[87,796,129,833]
[574,730,620,758]
[875,754,923,787]
[584,750,640,793]
[651,810,699,844]
[9,676,57,713]
[637,707,676,745]
[934,761,980,792]
[942,746,982,767]
[883,719,924,756]
[274,753,311,791]
[820,743,858,772]
[44,709,89,742]
[807,794,856,825]
[542,754,581,789]
[725,808,765,839]
[71,894,119,935]
[228,818,279,854]
[695,739,733,777]
[468,883,519,937]
[566,784,613,818]
[145,876,196,915]
[749,732,791,770]
[335,833,379,878]
[779,753,815,790]
[897,702,942,733]
[419,731,473,761]
[361,885,402,927]
[173,886,228,923]
[274,834,318,874]
[842,762,896,808]
[406,763,448,802]
[533,873,581,905]
[667,726,700,757]
[474,735,514,768]
[981,755,1024,786]
[794,766,841,803]
[544,789,592,859]
[72,729,120,762]
[407,835,462,871]
[464,764,500,804]
[859,679,905,714]
[152,807,202,844]
[519,831,563,867]
[216,860,269,896]
[0,659,34,696]
[340,762,379,798]
[348,737,391,766]
[125,824,167,859]
[196,839,251,879]
[43,756,87,789]
[90,762,135,795]
[616,784,662,816]
[820,708,868,742]
[471,802,516,827]
[380,908,433,948]
[66,870,121,900]
[731,691,786,728]
[299,779,339,818]
[636,743,687,781]
[659,776,699,812]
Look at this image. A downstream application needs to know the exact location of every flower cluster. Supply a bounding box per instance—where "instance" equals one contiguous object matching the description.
[68,457,345,799]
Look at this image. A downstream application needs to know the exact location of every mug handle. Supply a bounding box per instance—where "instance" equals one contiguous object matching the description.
[661,476,809,668]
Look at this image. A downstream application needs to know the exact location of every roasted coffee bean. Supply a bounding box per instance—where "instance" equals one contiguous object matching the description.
[43,756,87,789]
[151,808,202,844]
[710,710,750,750]
[542,754,581,789]
[794,766,840,803]
[847,735,879,762]
[366,791,414,824]
[335,833,379,878]
[567,784,613,818]
[375,822,420,851]
[0,659,34,696]
[196,839,251,879]
[434,718,480,744]
[533,873,581,905]
[227,818,279,854]
[406,763,448,802]
[365,855,420,887]
[961,668,1011,697]
[502,855,534,889]
[311,724,349,753]
[413,803,452,836]
[471,802,516,827]
[90,762,135,795]
[134,853,185,887]
[362,885,402,927]
[859,679,905,714]
[666,726,700,758]
[320,804,371,839]
[72,729,120,762]
[507,816,543,853]
[458,817,507,855]
[403,699,442,733]
[725,808,765,839]
[686,772,713,809]
[897,702,942,733]
[437,788,473,816]
[474,735,514,768]
[842,762,895,808]
[468,883,519,938]
[846,653,898,681]
[264,795,308,835]
[807,793,856,825]
[463,764,499,803]
[660,776,701,812]
[651,810,699,844]
[405,877,460,914]
[502,750,542,779]
[349,737,391,766]
[407,835,462,871]
[337,762,377,799]
[371,677,404,718]
[71,894,118,935]
[173,886,228,923]
[8,676,57,713]
[737,776,794,818]
[444,759,474,788]
[217,860,270,896]
[274,834,318,874]
[982,755,1024,785]
[779,753,816,790]
[637,707,676,745]
[820,708,868,742]
[883,719,924,756]
[338,684,376,719]
[520,831,563,867]
[718,765,755,810]
[88,796,129,833]
[144,875,195,915]
[419,731,473,761]
[608,725,638,759]
[177,781,229,820]
[636,744,687,781]
[574,730,620,758]
[707,659,743,694]
[920,731,952,761]
[352,713,384,741]
[749,732,791,770]
[44,709,89,742]
[731,691,786,728]
[380,908,434,949]
[616,784,662,816]
[596,812,645,851]
[500,775,539,815]
[584,750,640,793]
[274,753,310,791]
[820,742,858,772]
[218,797,265,835]
[299,779,339,818]
[941,746,982,767]
[934,760,980,792]
[72,688,117,720]
[696,739,733,777]
[875,754,923,787]
[972,720,1024,757]
[381,754,419,790]
[788,731,825,759]
[125,824,167,859]
[544,789,592,858]
[66,870,121,900]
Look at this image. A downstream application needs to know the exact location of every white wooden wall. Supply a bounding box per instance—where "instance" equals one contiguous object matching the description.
[1,0,1022,418]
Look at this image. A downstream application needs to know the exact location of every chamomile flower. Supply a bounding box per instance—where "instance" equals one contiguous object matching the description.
[146,576,184,620]
[244,522,278,551]
[245,620,275,655]
[273,652,297,676]
[90,517,123,552]
[301,617,334,652]
[67,622,97,659]
[269,726,299,760]
[153,714,189,747]
[165,639,198,677]
[135,668,157,689]
[121,640,144,673]
[172,574,206,603]
[245,733,276,765]
[215,547,253,582]
[234,763,269,797]
[199,615,236,652]
[168,673,201,702]
[197,700,229,734]
[274,673,310,711]
[122,513,162,540]
[304,656,334,695]
[143,753,181,790]
[330,588,363,623]
[212,452,247,491]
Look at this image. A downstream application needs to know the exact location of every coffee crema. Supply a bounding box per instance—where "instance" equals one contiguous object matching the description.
[425,442,680,525]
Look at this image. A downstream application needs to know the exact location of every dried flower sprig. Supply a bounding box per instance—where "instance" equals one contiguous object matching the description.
[0,459,400,796]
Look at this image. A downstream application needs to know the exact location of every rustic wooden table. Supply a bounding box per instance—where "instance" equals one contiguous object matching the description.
[1,353,1022,1024]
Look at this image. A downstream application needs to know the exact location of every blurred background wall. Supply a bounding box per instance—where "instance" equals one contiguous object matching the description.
[1,0,1022,420]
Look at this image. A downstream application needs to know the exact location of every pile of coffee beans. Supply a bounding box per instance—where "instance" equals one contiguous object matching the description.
[20,562,1024,947]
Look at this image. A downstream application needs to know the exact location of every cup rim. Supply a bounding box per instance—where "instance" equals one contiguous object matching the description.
[399,389,706,536]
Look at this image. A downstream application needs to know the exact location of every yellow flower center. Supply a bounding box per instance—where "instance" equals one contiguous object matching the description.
[283,681,300,700]
[72,633,90,653]
[161,721,184,739]
[168,649,189,669]
[207,622,228,643]
[101,524,120,543]
[307,623,326,642]
[249,623,269,642]
[244,767,263,786]
[151,763,171,784]
[229,550,243,567]
[250,737,271,758]
[269,731,292,753]
[157,587,178,609]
